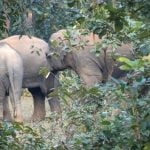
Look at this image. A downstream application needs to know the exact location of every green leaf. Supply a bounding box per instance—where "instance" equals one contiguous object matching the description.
[117,57,130,63]
[67,0,76,7]
[67,111,78,117]
[101,120,111,125]
[51,40,59,48]
[144,142,150,150]
[115,19,123,32]
[119,65,132,71]
[39,67,49,77]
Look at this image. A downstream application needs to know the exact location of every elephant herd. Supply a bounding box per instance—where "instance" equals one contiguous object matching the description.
[0,29,133,122]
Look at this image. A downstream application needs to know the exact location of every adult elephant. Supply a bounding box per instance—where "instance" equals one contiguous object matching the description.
[47,29,134,86]
[0,35,61,121]
[0,42,23,122]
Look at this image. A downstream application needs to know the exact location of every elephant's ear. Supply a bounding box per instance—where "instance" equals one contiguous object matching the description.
[60,50,68,61]
[60,50,74,67]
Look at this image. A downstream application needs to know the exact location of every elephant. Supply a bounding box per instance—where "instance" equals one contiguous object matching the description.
[0,42,23,122]
[47,29,134,86]
[0,35,61,121]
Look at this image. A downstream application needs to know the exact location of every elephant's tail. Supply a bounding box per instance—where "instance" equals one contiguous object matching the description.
[7,59,23,117]
[7,62,16,112]
[6,46,23,117]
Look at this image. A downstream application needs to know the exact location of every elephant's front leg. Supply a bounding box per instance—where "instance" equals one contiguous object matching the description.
[28,87,46,122]
[3,96,13,121]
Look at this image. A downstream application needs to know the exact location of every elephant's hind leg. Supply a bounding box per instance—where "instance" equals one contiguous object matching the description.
[9,76,23,123]
[28,87,46,122]
[0,96,4,121]
[0,81,6,121]
[3,96,13,121]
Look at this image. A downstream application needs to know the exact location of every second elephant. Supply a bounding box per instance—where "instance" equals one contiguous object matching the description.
[47,29,134,86]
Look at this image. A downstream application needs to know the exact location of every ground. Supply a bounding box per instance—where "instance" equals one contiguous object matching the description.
[21,95,66,148]
[21,96,51,121]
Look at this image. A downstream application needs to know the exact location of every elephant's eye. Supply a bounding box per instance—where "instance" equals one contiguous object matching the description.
[46,52,53,59]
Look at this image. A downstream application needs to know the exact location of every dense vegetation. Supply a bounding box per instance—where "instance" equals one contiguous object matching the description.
[0,0,150,149]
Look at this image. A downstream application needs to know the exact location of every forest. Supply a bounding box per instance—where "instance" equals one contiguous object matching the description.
[0,0,150,150]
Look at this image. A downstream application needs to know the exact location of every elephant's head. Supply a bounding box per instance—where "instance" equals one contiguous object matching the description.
[46,48,73,72]
[46,29,112,86]
[47,29,79,72]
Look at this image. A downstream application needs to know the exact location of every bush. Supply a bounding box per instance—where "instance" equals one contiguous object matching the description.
[0,122,48,150]
[47,65,150,150]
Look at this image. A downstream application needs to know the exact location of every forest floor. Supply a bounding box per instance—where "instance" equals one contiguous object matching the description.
[20,95,67,148]
[21,96,50,121]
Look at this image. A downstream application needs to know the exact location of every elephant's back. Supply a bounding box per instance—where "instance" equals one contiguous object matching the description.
[0,43,23,75]
[0,35,49,77]
[0,42,22,62]
[0,35,49,55]
[50,29,101,46]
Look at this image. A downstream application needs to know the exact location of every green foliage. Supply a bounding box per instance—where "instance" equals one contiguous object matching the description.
[39,67,49,78]
[46,4,150,145]
[27,0,81,40]
[0,0,34,39]
[0,0,79,40]
[118,56,150,72]
[0,122,48,150]
[46,68,150,150]
[0,0,149,149]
